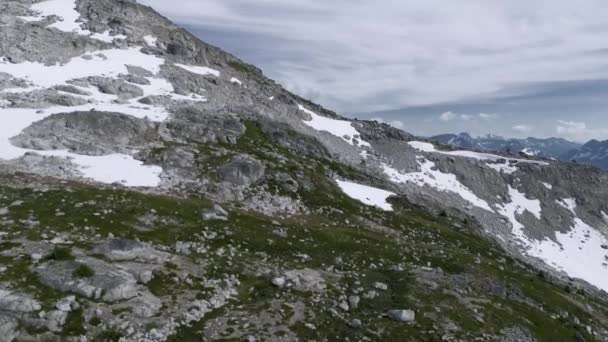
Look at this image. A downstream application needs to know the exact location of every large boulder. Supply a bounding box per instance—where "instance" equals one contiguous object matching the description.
[0,289,41,313]
[388,309,415,322]
[218,155,265,187]
[35,258,140,302]
[11,111,159,155]
[0,316,18,342]
[71,76,144,99]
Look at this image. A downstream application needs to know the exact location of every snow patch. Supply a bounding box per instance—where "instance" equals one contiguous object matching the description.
[495,187,608,292]
[19,0,88,35]
[0,48,166,91]
[36,150,162,187]
[170,93,207,102]
[485,162,518,174]
[557,198,577,215]
[174,63,220,77]
[230,77,243,86]
[541,182,553,190]
[143,35,158,46]
[497,186,542,243]
[336,180,395,211]
[521,148,539,156]
[299,105,371,148]
[407,141,436,153]
[90,31,127,43]
[382,158,492,211]
[528,218,608,292]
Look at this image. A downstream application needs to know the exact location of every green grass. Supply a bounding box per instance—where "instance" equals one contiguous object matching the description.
[73,263,95,278]
[227,60,258,76]
[63,309,86,336]
[46,246,75,261]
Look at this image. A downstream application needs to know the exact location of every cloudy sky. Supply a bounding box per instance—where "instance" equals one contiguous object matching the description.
[140,0,608,142]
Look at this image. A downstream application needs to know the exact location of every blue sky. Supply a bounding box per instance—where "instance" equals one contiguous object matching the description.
[140,0,608,142]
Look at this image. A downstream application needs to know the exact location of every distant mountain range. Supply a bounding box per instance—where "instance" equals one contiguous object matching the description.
[431,133,608,170]
[431,133,581,158]
[562,139,608,170]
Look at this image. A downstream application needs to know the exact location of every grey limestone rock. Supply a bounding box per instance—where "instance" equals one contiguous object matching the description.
[11,111,159,156]
[218,155,265,187]
[387,309,415,322]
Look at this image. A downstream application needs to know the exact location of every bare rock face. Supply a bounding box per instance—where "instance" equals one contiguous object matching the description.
[259,119,330,159]
[388,309,415,322]
[0,289,41,313]
[35,258,141,302]
[71,76,144,99]
[11,111,159,155]
[0,316,19,342]
[161,108,245,145]
[218,155,265,187]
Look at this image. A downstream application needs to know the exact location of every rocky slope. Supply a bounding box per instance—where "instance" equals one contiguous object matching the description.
[431,133,582,160]
[0,0,608,341]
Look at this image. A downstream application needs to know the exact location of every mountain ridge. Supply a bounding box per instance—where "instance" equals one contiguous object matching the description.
[432,132,608,170]
[431,132,582,159]
[562,139,608,170]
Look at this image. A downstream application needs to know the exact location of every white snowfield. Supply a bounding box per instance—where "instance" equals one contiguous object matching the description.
[495,186,608,292]
[528,217,608,292]
[336,180,395,211]
[298,105,371,148]
[382,158,492,211]
[230,77,243,86]
[19,0,127,43]
[408,141,548,174]
[174,63,221,77]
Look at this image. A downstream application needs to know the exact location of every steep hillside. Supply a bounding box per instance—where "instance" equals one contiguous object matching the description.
[0,0,608,341]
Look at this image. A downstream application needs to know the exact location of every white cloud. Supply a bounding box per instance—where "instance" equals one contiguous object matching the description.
[556,120,586,132]
[439,111,458,122]
[141,0,608,114]
[389,120,404,129]
[439,111,498,122]
[556,120,608,142]
[460,114,474,121]
[478,113,499,120]
[513,124,533,133]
